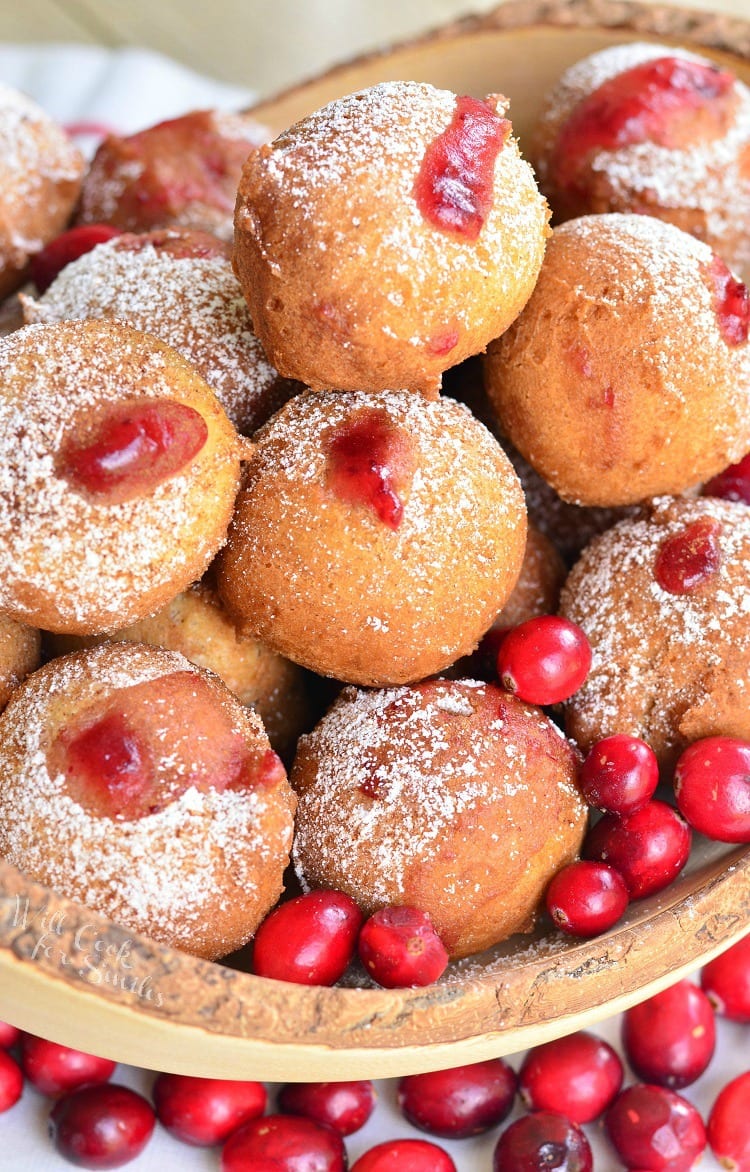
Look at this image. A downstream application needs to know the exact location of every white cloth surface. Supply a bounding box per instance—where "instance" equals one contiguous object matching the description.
[0,39,747,1172]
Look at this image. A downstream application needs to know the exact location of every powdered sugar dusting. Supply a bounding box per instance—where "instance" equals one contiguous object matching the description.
[23,235,281,433]
[0,644,293,952]
[0,321,239,632]
[562,495,750,757]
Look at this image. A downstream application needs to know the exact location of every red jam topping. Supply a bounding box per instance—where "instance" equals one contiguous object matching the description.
[30,224,122,293]
[49,671,284,821]
[414,95,510,240]
[703,452,750,504]
[324,408,413,529]
[60,399,208,505]
[705,254,750,346]
[654,517,723,594]
[551,56,736,192]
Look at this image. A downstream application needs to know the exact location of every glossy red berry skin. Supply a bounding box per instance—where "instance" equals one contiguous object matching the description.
[252,889,363,985]
[0,1050,23,1113]
[582,800,691,899]
[397,1058,516,1138]
[277,1079,376,1136]
[579,735,659,815]
[493,1110,593,1171]
[152,1072,267,1146]
[545,860,629,937]
[49,1083,155,1169]
[221,1113,347,1172]
[674,736,750,843]
[496,616,592,706]
[0,1021,20,1049]
[605,1084,707,1171]
[707,1071,750,1170]
[20,1035,116,1096]
[700,934,750,1021]
[519,1031,623,1124]
[351,1138,456,1171]
[30,224,121,292]
[357,906,449,988]
[622,980,716,1089]
[703,451,750,504]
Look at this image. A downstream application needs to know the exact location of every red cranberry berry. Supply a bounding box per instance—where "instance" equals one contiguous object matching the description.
[700,934,750,1021]
[20,1034,116,1096]
[703,451,750,504]
[49,1083,155,1169]
[277,1079,376,1136]
[496,615,592,706]
[582,799,691,899]
[397,1058,516,1138]
[0,1050,23,1113]
[30,223,121,293]
[545,860,629,937]
[605,1084,707,1171]
[707,1071,750,1171]
[579,734,659,815]
[351,1138,456,1171]
[674,736,750,843]
[519,1031,623,1123]
[0,1020,20,1049]
[152,1072,266,1146]
[357,906,449,988]
[221,1113,346,1172]
[493,1110,593,1171]
[252,889,363,985]
[622,979,716,1089]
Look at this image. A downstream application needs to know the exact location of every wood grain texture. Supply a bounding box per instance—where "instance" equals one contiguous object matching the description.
[1,0,750,1080]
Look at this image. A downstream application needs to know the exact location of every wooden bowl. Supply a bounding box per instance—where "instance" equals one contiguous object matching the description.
[2,0,750,1081]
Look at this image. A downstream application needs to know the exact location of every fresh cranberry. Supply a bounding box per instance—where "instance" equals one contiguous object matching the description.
[703,451,750,504]
[545,860,629,937]
[277,1080,375,1136]
[582,800,691,899]
[519,1032,623,1123]
[706,253,750,346]
[0,1020,20,1049]
[700,934,750,1021]
[414,94,510,240]
[579,734,659,815]
[605,1084,707,1171]
[20,1034,116,1096]
[351,1138,456,1171]
[60,399,208,506]
[493,1110,593,1171]
[357,906,449,988]
[30,223,122,292]
[707,1071,750,1170]
[674,736,750,843]
[654,518,723,595]
[0,1050,23,1113]
[221,1113,347,1171]
[622,980,716,1089]
[496,616,592,705]
[152,1072,266,1146]
[397,1058,516,1138]
[252,889,363,985]
[49,1083,155,1169]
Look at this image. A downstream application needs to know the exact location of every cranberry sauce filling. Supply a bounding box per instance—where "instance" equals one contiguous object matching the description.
[654,517,723,595]
[414,95,510,239]
[48,671,283,820]
[551,56,736,193]
[324,408,413,529]
[59,399,208,505]
[705,254,750,345]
